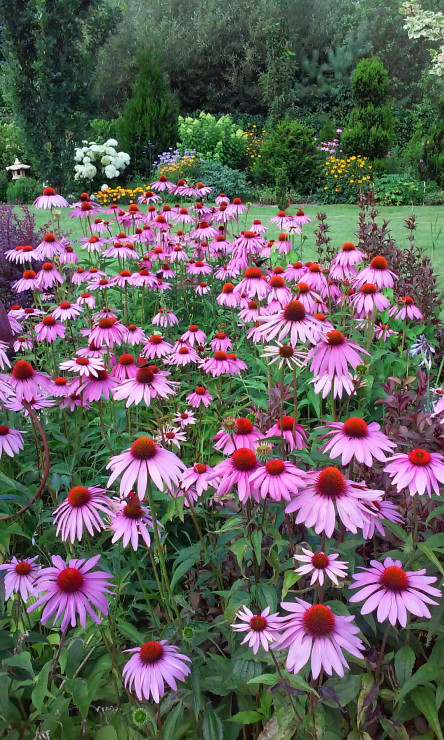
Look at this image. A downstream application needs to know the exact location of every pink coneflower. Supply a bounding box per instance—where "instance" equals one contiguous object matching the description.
[60,356,105,378]
[249,459,306,501]
[308,329,368,379]
[138,189,161,204]
[181,324,207,346]
[88,318,127,348]
[294,282,326,313]
[195,281,211,296]
[274,599,364,679]
[142,334,173,360]
[190,222,218,241]
[349,557,441,627]
[215,192,230,205]
[374,323,397,341]
[284,261,307,283]
[159,427,187,450]
[110,353,137,381]
[107,436,186,498]
[50,376,72,397]
[239,300,260,323]
[361,498,403,539]
[294,549,348,586]
[232,606,282,654]
[213,417,264,454]
[152,308,178,328]
[149,174,176,193]
[210,448,260,503]
[285,467,383,537]
[234,267,270,300]
[270,210,290,231]
[123,640,191,703]
[35,262,64,291]
[303,264,328,296]
[180,463,215,496]
[228,197,248,219]
[102,242,139,260]
[217,282,240,308]
[109,493,158,550]
[384,448,444,496]
[0,557,39,601]
[261,342,307,370]
[60,391,91,412]
[8,359,51,401]
[6,244,38,264]
[53,485,113,543]
[51,301,84,322]
[72,267,88,286]
[210,332,232,352]
[113,365,178,407]
[173,410,196,429]
[227,353,248,374]
[34,316,66,343]
[250,218,267,234]
[265,417,308,451]
[168,345,199,367]
[28,554,113,630]
[13,269,38,292]
[389,296,423,321]
[110,270,133,288]
[70,201,102,219]
[13,336,32,353]
[331,242,366,272]
[34,187,68,209]
[34,233,65,260]
[350,283,390,317]
[76,292,96,309]
[354,256,398,290]
[200,350,236,377]
[124,324,147,346]
[187,385,213,408]
[293,208,311,226]
[275,233,292,255]
[232,231,264,254]
[254,300,323,345]
[76,368,117,402]
[0,425,25,458]
[0,341,10,369]
[319,417,396,466]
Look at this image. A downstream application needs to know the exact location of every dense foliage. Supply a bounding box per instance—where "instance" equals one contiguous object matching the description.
[0,186,443,738]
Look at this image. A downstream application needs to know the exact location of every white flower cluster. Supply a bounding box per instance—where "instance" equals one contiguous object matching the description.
[74,139,130,181]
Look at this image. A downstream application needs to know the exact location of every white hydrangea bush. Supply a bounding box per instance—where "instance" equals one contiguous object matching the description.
[74,139,130,181]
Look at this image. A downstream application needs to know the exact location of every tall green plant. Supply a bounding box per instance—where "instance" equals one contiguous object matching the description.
[420,97,444,186]
[118,49,179,174]
[341,57,393,160]
[0,0,101,187]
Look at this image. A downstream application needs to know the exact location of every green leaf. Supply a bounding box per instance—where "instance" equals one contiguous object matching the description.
[229,710,264,724]
[163,700,183,740]
[396,662,441,705]
[418,542,444,576]
[248,673,279,686]
[394,646,415,687]
[118,619,144,644]
[95,728,118,740]
[281,570,300,598]
[202,708,223,740]
[383,520,408,542]
[251,530,262,565]
[6,652,34,678]
[31,660,52,713]
[230,538,249,572]
[379,717,409,740]
[170,558,196,591]
[426,504,444,525]
[66,678,90,719]
[411,686,444,740]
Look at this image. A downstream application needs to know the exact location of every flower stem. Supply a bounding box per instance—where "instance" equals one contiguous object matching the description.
[131,550,161,631]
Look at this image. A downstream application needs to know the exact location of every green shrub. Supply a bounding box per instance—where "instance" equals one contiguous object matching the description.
[373,174,422,205]
[194,160,247,198]
[0,123,25,172]
[6,177,41,204]
[420,97,444,187]
[178,113,248,170]
[254,119,322,194]
[341,57,393,160]
[118,49,179,174]
[0,171,8,201]
[318,117,337,143]
[422,181,444,206]
[275,167,290,210]
[89,118,120,144]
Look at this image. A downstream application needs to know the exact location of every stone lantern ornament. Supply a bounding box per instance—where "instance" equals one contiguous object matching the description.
[6,158,30,180]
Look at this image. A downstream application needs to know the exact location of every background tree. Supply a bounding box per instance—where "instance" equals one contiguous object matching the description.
[118,49,179,174]
[420,96,444,186]
[341,57,393,161]
[0,0,112,187]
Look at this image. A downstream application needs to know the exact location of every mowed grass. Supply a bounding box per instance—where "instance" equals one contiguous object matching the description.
[29,203,444,276]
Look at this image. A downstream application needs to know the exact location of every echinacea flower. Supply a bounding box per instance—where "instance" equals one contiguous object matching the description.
[231,606,282,654]
[59,356,105,378]
[88,318,127,348]
[350,283,390,317]
[13,270,38,292]
[107,436,186,498]
[248,459,306,501]
[28,555,113,630]
[254,300,323,345]
[0,557,39,601]
[209,448,260,503]
[168,345,199,367]
[307,330,368,379]
[34,187,69,209]
[234,267,270,300]
[285,467,383,537]
[349,557,441,626]
[274,599,364,678]
[173,410,196,428]
[265,416,308,451]
[361,498,403,540]
[8,360,51,401]
[109,494,158,550]
[35,262,64,291]
[353,256,397,290]
[112,365,178,407]
[261,342,307,370]
[187,386,213,408]
[76,368,118,402]
[389,296,423,321]
[34,316,66,343]
[122,640,191,703]
[159,427,186,449]
[213,417,264,454]
[0,425,25,458]
[384,448,444,496]
[294,549,348,586]
[53,485,113,543]
[52,302,84,322]
[319,417,396,466]
[33,234,65,260]
[181,463,215,496]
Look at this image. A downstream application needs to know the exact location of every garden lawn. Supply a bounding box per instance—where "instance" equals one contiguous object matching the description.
[29,203,444,275]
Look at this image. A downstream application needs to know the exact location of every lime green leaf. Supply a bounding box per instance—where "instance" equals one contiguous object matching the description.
[229,710,264,724]
[411,686,444,740]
